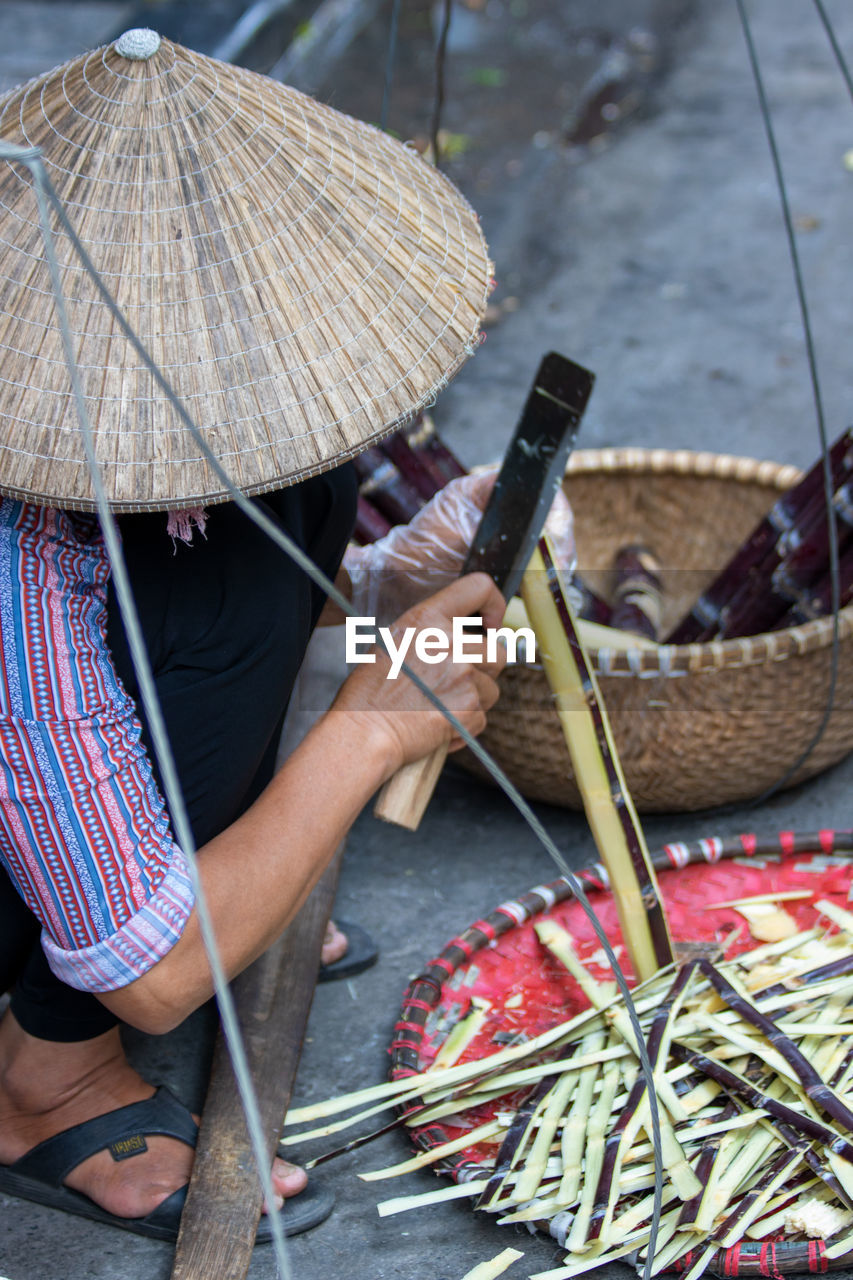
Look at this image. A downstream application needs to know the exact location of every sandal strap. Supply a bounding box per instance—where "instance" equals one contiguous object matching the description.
[11,1086,198,1186]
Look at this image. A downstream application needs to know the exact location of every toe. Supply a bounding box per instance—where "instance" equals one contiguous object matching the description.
[320,920,348,967]
[271,1156,308,1199]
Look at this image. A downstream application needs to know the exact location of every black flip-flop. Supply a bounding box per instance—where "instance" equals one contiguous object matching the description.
[317,920,379,983]
[0,1085,333,1242]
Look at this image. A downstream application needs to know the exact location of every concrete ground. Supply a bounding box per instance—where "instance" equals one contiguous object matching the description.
[2,1,853,1277]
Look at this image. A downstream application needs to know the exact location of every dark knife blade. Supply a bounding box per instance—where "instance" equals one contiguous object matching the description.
[462,351,595,601]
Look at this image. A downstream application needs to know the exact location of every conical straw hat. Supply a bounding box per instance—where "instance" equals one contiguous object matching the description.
[0,29,492,511]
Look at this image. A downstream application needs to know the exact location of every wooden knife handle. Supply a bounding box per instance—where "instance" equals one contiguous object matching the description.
[373,742,450,830]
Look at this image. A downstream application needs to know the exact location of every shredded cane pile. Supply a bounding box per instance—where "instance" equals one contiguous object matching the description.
[284,900,853,1280]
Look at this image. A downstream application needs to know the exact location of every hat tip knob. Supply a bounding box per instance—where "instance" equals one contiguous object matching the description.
[114,28,162,61]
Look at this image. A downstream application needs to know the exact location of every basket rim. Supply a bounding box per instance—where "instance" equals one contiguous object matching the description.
[556,446,853,675]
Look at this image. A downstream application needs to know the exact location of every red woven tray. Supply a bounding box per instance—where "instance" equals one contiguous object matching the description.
[390,830,853,1276]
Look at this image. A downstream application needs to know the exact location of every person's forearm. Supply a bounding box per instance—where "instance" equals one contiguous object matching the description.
[99,572,507,1034]
[99,707,396,1033]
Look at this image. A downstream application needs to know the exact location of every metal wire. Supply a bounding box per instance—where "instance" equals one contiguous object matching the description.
[380,0,402,132]
[733,0,841,809]
[11,146,666,1277]
[7,142,293,1280]
[813,0,853,101]
[430,0,453,166]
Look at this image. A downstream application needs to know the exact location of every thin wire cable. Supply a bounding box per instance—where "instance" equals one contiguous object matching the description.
[813,0,853,101]
[11,143,292,1280]
[430,0,453,167]
[17,149,665,1275]
[734,0,841,808]
[380,0,402,132]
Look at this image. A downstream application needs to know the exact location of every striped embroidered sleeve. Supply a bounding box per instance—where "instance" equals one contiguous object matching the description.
[0,502,196,992]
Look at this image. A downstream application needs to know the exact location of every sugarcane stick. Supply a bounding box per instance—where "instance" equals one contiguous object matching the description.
[477,1078,555,1209]
[352,445,426,526]
[565,1050,623,1252]
[558,1029,606,1206]
[667,426,853,642]
[698,958,853,1133]
[745,1175,825,1239]
[513,1070,580,1205]
[778,537,853,625]
[358,1116,505,1182]
[379,414,467,500]
[458,1248,525,1280]
[354,494,392,543]
[534,923,685,1119]
[609,543,663,640]
[521,537,673,981]
[432,998,492,1070]
[717,486,853,638]
[378,1178,491,1217]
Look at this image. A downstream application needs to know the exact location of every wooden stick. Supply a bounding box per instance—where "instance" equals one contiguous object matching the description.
[170,847,343,1280]
[521,536,673,981]
[373,742,450,831]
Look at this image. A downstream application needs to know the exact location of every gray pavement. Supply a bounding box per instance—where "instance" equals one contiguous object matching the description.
[2,1,853,1278]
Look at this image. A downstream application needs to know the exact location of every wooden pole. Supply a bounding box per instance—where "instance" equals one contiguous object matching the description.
[171,846,343,1280]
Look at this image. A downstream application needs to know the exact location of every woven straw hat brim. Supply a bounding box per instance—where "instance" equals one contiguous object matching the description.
[0,32,492,511]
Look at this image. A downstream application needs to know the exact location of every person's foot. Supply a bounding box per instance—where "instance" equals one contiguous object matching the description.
[320,920,348,967]
[0,1010,306,1219]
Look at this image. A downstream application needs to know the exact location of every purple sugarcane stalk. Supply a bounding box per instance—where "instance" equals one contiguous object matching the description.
[774,486,853,588]
[708,1144,808,1246]
[767,1114,853,1209]
[380,416,467,496]
[476,1076,554,1209]
[609,543,663,641]
[754,950,853,1002]
[831,1044,853,1090]
[676,1101,740,1228]
[352,446,426,526]
[696,959,853,1136]
[719,483,853,637]
[353,494,393,544]
[669,1043,853,1164]
[666,427,853,643]
[571,575,613,626]
[587,966,695,1241]
[776,536,853,627]
[379,429,451,501]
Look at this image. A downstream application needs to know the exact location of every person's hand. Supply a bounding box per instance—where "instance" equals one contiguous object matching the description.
[330,572,508,776]
[344,472,575,622]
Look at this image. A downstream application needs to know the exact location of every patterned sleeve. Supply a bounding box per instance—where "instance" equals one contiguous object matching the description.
[0,502,196,992]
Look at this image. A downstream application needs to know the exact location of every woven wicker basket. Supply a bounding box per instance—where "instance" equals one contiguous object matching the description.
[458,447,853,812]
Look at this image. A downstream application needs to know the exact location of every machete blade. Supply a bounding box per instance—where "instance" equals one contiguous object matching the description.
[462,351,595,601]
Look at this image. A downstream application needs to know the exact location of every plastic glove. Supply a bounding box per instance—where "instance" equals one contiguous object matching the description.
[345,471,575,623]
